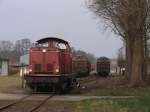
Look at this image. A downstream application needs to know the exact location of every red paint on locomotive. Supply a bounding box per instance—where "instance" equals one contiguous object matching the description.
[29,37,72,75]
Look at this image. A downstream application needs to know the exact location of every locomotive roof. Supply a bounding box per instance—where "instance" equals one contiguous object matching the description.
[37,37,68,44]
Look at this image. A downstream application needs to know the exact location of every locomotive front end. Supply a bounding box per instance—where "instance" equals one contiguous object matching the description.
[25,37,73,92]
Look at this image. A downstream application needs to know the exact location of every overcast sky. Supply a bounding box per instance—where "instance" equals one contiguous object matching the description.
[0,0,122,58]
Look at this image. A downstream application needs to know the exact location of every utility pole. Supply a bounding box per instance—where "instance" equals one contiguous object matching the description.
[21,63,25,88]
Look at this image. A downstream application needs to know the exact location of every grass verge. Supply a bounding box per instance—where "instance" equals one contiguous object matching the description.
[76,96,150,112]
[0,75,22,93]
[79,86,150,96]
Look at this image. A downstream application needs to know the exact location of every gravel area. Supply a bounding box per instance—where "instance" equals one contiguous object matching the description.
[0,93,135,102]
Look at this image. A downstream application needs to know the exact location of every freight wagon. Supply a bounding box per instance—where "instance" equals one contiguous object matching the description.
[97,57,110,77]
[72,55,91,77]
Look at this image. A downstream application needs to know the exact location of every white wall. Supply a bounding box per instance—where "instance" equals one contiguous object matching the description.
[0,61,8,76]
[20,54,29,65]
[20,54,29,76]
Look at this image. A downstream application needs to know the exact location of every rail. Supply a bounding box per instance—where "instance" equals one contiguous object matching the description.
[0,94,54,112]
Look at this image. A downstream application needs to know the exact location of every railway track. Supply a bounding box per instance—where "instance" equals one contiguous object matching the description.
[29,95,53,112]
[0,94,54,112]
[0,95,31,111]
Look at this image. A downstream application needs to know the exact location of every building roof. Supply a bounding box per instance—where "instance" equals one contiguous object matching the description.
[37,37,68,44]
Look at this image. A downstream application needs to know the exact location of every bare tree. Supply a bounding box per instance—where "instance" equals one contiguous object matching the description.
[0,38,32,64]
[0,41,13,52]
[15,38,32,55]
[0,40,14,59]
[89,0,150,86]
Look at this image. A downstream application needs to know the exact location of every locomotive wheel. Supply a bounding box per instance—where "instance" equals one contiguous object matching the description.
[33,84,38,92]
[61,83,67,91]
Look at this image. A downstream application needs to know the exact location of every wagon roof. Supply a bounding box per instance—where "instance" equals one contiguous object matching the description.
[37,37,68,44]
[97,57,110,61]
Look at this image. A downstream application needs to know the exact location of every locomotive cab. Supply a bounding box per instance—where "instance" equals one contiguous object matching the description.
[25,37,73,92]
[29,38,72,75]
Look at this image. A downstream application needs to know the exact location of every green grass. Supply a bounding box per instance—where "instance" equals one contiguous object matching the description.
[0,75,22,93]
[79,86,150,96]
[117,96,150,112]
[76,96,150,112]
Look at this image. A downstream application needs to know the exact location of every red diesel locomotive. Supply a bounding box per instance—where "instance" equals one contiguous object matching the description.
[25,37,75,92]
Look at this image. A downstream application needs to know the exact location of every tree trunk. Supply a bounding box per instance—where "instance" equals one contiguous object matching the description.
[129,38,145,86]
[143,34,148,82]
[125,37,133,82]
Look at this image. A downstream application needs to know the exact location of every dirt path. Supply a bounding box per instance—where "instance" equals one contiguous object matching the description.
[0,93,135,102]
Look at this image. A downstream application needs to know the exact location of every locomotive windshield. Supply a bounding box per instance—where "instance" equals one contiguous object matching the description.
[53,42,67,49]
[35,42,49,48]
[57,43,67,49]
[35,41,68,50]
